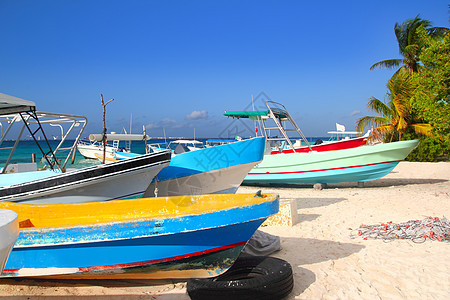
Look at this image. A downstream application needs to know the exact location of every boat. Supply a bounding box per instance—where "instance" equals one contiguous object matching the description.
[0,209,18,274]
[224,101,419,184]
[224,101,368,155]
[84,132,150,162]
[79,131,150,161]
[0,193,279,279]
[144,137,266,197]
[0,92,171,204]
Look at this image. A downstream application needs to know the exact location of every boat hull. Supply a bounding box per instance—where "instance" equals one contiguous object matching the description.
[0,151,171,204]
[145,137,265,197]
[245,140,419,184]
[271,136,367,154]
[0,209,18,274]
[0,194,279,279]
[77,143,116,160]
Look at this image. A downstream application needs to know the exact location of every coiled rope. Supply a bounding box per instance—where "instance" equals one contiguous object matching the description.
[350,216,450,243]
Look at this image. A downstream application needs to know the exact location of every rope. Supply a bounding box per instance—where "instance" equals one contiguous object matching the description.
[350,216,450,243]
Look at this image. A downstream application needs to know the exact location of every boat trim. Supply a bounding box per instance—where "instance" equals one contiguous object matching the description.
[248,160,402,175]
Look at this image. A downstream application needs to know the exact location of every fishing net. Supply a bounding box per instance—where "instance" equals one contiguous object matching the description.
[350,216,450,243]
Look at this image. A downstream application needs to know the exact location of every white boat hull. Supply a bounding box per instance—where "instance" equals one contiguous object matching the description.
[0,209,18,274]
[145,162,257,197]
[77,144,116,160]
[0,151,171,204]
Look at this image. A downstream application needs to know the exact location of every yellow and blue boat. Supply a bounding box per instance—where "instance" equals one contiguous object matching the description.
[0,193,278,279]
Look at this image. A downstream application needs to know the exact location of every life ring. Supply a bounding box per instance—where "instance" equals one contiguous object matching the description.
[187,256,293,300]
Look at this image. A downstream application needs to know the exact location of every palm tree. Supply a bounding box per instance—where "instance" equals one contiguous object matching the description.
[357,73,433,142]
[370,15,447,76]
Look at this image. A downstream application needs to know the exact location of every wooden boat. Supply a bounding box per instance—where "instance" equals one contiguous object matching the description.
[224,101,419,184]
[0,209,18,274]
[1,150,171,204]
[144,137,266,197]
[0,193,278,279]
[106,137,266,197]
[245,139,419,184]
[0,92,171,204]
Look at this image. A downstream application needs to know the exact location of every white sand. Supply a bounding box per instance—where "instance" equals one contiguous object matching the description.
[0,161,449,299]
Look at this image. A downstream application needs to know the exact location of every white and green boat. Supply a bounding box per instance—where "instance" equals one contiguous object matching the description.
[224,101,419,184]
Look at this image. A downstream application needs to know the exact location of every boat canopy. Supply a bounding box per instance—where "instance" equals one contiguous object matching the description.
[0,93,36,115]
[224,110,288,119]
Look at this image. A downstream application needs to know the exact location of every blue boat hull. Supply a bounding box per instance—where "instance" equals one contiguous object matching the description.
[145,137,265,197]
[3,197,278,279]
[245,161,400,184]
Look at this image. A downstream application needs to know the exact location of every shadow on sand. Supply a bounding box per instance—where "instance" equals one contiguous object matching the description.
[243,177,448,190]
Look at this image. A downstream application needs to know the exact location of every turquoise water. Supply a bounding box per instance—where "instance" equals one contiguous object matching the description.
[1,137,325,169]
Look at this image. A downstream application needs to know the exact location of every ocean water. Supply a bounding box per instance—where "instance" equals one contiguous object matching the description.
[1,137,325,169]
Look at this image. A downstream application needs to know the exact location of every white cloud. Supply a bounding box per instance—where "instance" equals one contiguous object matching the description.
[145,118,176,130]
[349,110,361,117]
[185,110,208,120]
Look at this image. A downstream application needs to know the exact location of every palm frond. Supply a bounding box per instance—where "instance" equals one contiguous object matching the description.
[368,124,395,143]
[370,59,403,70]
[367,98,391,117]
[427,27,448,39]
[410,123,433,136]
[356,116,390,133]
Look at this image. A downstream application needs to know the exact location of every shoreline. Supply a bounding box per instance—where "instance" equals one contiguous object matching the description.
[0,161,449,299]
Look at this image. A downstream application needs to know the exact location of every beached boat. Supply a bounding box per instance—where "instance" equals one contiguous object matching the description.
[224,101,368,155]
[0,92,171,204]
[224,101,419,184]
[0,209,18,274]
[245,139,419,184]
[144,137,266,197]
[0,193,278,279]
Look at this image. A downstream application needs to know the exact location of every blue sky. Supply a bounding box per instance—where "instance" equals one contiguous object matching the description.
[0,0,448,138]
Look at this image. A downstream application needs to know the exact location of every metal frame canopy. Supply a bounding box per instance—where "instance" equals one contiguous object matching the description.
[0,93,87,172]
[0,93,36,115]
[223,109,289,120]
[224,100,312,152]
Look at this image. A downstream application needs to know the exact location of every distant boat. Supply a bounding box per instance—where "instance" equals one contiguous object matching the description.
[0,209,18,274]
[0,92,171,204]
[0,193,279,279]
[224,101,419,184]
[77,132,150,161]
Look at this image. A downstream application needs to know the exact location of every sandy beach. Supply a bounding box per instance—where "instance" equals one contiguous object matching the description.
[0,161,449,299]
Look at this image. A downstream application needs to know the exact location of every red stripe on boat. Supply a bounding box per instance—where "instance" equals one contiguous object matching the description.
[248,160,401,175]
[78,241,247,271]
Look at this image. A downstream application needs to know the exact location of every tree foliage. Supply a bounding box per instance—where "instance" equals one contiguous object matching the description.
[409,28,450,160]
[361,17,448,161]
[356,72,432,142]
[370,15,447,76]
